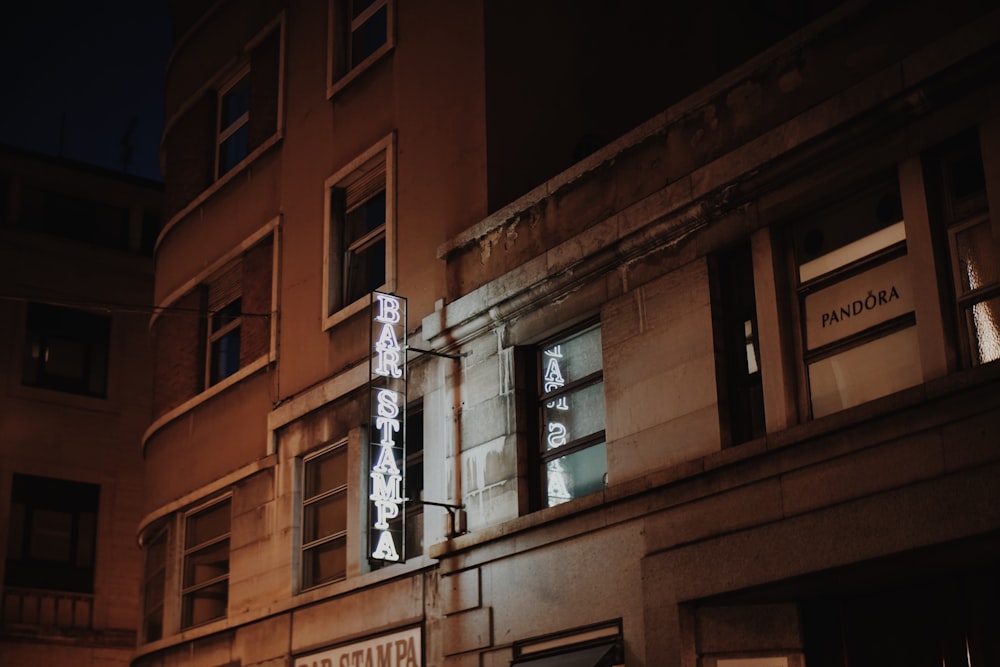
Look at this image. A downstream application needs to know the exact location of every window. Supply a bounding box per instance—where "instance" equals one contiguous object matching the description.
[5,474,99,594]
[205,261,243,387]
[217,71,250,178]
[22,302,110,397]
[141,527,167,642]
[162,23,281,219]
[329,0,393,93]
[324,135,395,323]
[301,441,348,589]
[712,243,765,445]
[512,622,623,667]
[934,132,1000,366]
[792,177,921,418]
[532,322,607,508]
[181,498,230,628]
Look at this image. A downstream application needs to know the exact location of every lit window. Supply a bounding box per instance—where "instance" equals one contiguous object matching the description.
[217,72,250,177]
[329,0,393,92]
[4,474,99,594]
[141,527,167,642]
[534,322,606,508]
[301,441,348,589]
[324,135,395,323]
[792,177,921,418]
[181,499,230,628]
[936,133,1000,366]
[22,303,110,397]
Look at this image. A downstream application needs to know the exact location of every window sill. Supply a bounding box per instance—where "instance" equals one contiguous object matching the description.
[156,133,282,253]
[142,355,271,453]
[429,360,1000,561]
[321,293,374,331]
[326,43,394,100]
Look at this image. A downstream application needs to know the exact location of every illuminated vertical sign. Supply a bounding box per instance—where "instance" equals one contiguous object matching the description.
[543,343,571,505]
[369,291,406,562]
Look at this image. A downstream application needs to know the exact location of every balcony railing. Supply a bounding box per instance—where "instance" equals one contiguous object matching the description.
[1,586,94,632]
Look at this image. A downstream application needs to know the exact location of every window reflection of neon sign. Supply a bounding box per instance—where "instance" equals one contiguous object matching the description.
[543,344,571,504]
[370,292,406,562]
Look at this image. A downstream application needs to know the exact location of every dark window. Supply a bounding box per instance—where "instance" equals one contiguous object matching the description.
[530,322,606,509]
[327,142,391,315]
[141,527,167,642]
[204,261,243,387]
[19,185,130,251]
[22,302,110,397]
[301,442,348,589]
[331,0,391,85]
[181,499,230,628]
[712,243,765,445]
[5,474,99,594]
[217,73,250,177]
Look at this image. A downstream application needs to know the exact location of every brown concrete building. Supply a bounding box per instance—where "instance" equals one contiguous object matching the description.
[0,145,160,666]
[139,2,1000,666]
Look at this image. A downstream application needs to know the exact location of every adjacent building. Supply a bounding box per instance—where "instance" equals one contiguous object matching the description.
[139,2,1000,667]
[0,145,160,666]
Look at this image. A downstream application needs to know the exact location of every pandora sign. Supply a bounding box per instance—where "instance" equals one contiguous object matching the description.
[369,292,407,562]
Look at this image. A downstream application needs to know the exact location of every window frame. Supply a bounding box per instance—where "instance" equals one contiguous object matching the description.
[327,0,395,98]
[180,496,231,629]
[300,439,350,590]
[933,131,1000,368]
[140,525,168,643]
[204,260,244,389]
[528,319,607,510]
[787,177,922,419]
[322,134,396,330]
[215,67,251,179]
[21,302,111,398]
[4,473,100,594]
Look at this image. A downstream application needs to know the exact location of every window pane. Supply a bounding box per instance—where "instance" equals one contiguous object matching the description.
[144,570,165,613]
[351,4,387,65]
[545,442,608,507]
[541,380,605,451]
[955,220,999,293]
[345,191,386,244]
[541,325,602,392]
[22,303,110,397]
[219,124,249,175]
[211,298,242,332]
[345,236,386,303]
[808,326,923,418]
[29,509,73,561]
[965,295,1000,365]
[184,539,230,587]
[185,502,229,549]
[305,447,348,499]
[303,493,348,543]
[303,536,347,587]
[209,328,241,385]
[220,76,249,126]
[182,580,228,627]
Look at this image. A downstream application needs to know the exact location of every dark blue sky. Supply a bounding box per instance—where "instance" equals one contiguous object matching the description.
[0,1,172,182]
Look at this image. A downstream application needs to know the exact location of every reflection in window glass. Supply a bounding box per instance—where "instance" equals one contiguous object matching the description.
[537,323,606,508]
[808,327,922,417]
[302,443,348,588]
[181,499,230,628]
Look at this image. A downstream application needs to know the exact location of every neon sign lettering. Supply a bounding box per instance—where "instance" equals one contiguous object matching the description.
[369,292,406,562]
[543,344,571,504]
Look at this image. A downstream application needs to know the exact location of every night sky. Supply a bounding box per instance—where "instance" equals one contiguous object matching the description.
[0,1,172,182]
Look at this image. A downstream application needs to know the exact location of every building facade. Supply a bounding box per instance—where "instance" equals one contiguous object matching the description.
[139,2,1000,667]
[0,145,160,666]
